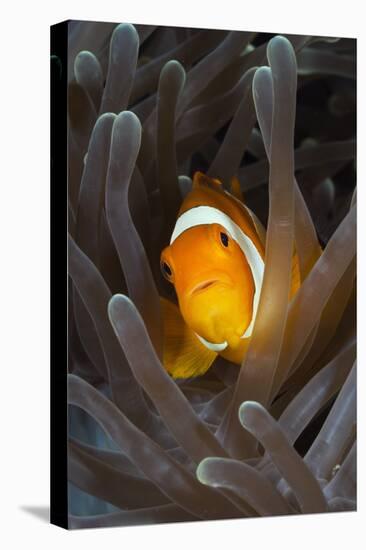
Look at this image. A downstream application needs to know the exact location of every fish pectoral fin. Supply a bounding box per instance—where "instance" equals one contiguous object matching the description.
[160,297,217,379]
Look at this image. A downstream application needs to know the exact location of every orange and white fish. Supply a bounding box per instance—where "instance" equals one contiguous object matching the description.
[160,172,300,378]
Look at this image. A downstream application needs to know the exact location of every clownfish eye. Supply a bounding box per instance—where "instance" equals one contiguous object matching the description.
[161,261,173,280]
[220,232,229,247]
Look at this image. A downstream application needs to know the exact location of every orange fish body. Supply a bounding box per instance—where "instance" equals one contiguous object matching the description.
[160,172,300,378]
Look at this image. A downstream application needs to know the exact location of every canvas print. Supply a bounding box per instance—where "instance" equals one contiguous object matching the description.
[51,20,356,529]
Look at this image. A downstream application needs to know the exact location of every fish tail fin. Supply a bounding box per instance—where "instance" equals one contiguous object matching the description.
[160,296,217,379]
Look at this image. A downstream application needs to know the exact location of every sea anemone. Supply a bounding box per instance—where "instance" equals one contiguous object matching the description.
[62,21,356,528]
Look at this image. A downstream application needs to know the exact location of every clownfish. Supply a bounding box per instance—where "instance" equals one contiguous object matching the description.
[160,172,301,378]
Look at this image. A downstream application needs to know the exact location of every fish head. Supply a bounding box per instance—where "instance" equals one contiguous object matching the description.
[160,223,255,351]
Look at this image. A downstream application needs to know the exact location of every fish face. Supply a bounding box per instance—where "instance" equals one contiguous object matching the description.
[160,224,255,350]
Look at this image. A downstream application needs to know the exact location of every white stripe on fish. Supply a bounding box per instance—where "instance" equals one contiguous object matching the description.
[170,205,265,346]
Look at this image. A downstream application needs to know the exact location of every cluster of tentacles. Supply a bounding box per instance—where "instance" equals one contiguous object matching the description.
[66,22,356,528]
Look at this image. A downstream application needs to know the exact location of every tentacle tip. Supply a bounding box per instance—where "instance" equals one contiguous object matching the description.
[73,50,96,79]
[107,293,132,319]
[196,458,215,485]
[268,34,292,51]
[238,400,263,426]
[166,59,185,71]
[252,65,272,88]
[113,22,139,40]
[74,50,93,61]
[116,109,140,124]
[98,111,117,123]
[160,59,186,88]
[254,65,272,77]
[113,110,142,142]
[267,35,297,66]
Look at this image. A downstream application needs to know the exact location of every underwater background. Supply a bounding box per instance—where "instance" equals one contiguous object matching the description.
[63,21,356,528]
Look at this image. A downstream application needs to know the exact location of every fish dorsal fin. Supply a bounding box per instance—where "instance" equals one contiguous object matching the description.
[193,171,223,190]
[161,296,217,379]
[230,176,244,202]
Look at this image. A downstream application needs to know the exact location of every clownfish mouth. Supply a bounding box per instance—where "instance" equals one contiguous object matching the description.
[189,279,220,296]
